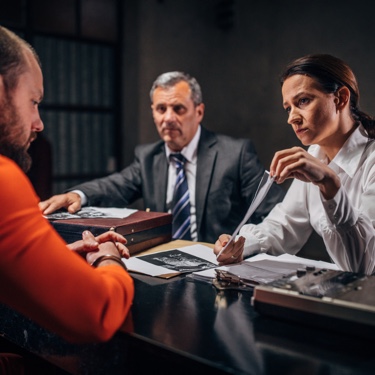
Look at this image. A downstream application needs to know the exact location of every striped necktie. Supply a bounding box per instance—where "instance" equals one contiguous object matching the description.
[170,153,192,240]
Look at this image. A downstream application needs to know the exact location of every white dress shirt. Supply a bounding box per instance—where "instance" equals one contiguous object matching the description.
[240,124,375,274]
[166,126,200,241]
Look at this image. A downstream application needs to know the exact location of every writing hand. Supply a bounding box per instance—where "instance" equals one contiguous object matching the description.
[214,234,245,265]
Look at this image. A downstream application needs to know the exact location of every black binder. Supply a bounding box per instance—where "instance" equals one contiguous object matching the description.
[252,267,375,339]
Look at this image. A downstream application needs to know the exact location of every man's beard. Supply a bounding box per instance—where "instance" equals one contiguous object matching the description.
[0,95,33,173]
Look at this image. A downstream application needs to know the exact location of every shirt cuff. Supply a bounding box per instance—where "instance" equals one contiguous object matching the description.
[69,190,88,206]
[239,226,261,258]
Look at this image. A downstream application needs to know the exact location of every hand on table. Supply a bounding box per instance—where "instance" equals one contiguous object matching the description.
[39,192,82,215]
[67,230,130,259]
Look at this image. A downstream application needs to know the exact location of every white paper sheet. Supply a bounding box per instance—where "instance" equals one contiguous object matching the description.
[126,244,218,278]
[46,206,138,220]
[216,171,275,259]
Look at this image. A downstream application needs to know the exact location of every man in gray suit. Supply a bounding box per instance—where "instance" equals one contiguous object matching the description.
[40,72,285,244]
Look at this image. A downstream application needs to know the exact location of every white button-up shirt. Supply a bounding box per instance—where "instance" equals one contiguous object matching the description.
[240,124,375,274]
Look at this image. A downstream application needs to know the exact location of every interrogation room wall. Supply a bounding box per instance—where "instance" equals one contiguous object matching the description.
[122,0,375,167]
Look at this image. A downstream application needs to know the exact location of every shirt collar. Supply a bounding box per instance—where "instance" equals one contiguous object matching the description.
[165,125,201,164]
[309,124,370,177]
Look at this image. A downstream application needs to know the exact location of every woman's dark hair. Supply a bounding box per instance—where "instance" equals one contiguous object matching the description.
[280,54,375,139]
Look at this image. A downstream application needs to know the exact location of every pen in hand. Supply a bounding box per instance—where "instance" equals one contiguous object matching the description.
[216,235,232,260]
[216,235,245,263]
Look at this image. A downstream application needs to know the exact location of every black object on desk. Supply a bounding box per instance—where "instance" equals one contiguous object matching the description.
[253,266,375,340]
[1,274,375,374]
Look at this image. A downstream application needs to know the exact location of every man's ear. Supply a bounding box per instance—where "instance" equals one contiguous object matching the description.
[0,75,5,100]
[196,103,205,120]
[334,86,350,109]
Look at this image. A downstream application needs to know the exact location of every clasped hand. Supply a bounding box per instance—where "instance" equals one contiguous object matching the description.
[67,230,130,262]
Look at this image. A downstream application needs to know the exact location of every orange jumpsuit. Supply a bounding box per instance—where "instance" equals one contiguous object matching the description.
[0,156,134,343]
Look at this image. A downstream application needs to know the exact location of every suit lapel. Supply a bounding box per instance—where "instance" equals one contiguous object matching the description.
[195,128,217,234]
[153,145,169,212]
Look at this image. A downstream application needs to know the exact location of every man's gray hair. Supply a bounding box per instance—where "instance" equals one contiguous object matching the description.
[150,71,203,106]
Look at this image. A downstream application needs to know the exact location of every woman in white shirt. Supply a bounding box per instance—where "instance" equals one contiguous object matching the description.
[214,54,375,274]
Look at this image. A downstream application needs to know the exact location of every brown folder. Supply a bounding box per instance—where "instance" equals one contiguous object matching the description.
[50,211,172,255]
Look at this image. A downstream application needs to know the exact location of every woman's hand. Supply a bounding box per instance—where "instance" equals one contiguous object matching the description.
[270,146,341,199]
[67,230,130,258]
[214,234,245,265]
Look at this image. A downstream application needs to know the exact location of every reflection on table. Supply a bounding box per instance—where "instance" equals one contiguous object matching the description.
[0,241,374,374]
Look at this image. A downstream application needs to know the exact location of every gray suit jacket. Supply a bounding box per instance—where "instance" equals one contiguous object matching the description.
[72,127,285,243]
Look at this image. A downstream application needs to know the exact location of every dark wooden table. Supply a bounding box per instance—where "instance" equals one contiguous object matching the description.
[1,271,374,375]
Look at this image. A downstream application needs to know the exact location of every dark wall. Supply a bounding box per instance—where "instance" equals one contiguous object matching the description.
[121,0,375,170]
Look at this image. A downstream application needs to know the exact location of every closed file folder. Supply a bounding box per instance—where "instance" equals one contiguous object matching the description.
[50,210,172,255]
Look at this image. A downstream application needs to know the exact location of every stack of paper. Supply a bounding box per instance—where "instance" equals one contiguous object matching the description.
[125,244,338,281]
[190,253,339,285]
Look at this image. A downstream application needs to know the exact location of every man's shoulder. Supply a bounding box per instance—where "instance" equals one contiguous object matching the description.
[0,156,34,197]
[0,155,23,176]
[215,133,252,145]
[135,139,165,155]
[200,127,253,148]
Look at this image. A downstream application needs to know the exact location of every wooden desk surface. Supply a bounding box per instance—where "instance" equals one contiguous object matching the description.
[134,239,214,255]
[0,241,374,375]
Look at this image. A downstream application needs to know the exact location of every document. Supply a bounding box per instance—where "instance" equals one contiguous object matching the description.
[126,244,219,278]
[217,171,275,259]
[45,206,138,220]
[190,253,339,286]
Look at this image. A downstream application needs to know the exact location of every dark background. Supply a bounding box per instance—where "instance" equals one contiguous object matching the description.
[121,0,375,168]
